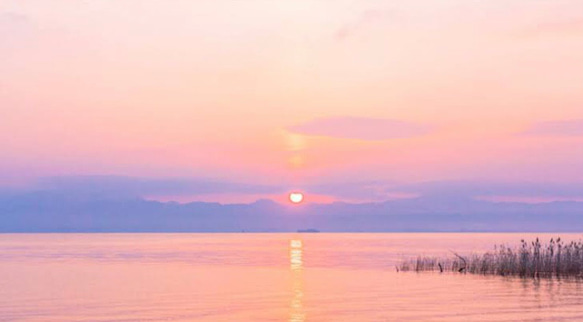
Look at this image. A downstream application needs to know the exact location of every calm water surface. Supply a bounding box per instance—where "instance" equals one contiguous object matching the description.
[1,233,583,321]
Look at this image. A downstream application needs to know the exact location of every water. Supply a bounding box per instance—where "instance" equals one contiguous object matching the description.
[1,233,583,321]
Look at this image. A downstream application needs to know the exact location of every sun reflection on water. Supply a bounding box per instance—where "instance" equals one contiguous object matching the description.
[289,239,305,322]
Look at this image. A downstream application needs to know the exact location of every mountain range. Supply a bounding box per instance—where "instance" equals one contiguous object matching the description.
[1,190,582,232]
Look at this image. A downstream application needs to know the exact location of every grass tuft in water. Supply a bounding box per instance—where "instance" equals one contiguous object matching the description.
[397,238,583,278]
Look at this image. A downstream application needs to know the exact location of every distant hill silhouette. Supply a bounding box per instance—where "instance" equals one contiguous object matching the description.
[1,191,582,232]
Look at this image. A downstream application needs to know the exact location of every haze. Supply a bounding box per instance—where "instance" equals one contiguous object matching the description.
[1,0,583,206]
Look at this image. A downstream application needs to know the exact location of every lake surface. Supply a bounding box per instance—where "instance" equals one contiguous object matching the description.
[1,233,583,321]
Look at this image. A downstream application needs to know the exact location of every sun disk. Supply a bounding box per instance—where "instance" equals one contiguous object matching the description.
[289,192,304,204]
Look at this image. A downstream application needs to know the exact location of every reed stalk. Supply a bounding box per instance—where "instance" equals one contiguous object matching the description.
[398,238,583,279]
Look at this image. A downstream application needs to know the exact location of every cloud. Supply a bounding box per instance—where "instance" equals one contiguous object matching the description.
[304,181,418,202]
[0,12,37,58]
[6,176,583,205]
[0,12,35,45]
[517,18,583,39]
[0,12,29,27]
[335,10,392,41]
[35,176,414,203]
[399,181,583,203]
[522,119,583,137]
[288,116,432,140]
[37,175,283,199]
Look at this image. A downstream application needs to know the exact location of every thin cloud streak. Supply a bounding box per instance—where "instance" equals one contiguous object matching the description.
[517,18,583,39]
[335,9,394,41]
[522,119,583,137]
[37,175,283,199]
[288,117,433,141]
[13,176,583,205]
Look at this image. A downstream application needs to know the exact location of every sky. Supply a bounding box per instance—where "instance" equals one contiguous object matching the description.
[1,0,583,204]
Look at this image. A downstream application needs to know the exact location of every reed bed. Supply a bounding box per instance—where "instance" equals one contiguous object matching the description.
[398,238,583,279]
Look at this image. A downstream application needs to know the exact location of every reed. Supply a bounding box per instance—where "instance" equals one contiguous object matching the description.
[398,238,583,278]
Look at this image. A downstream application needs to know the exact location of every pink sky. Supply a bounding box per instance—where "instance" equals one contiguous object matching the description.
[1,0,583,203]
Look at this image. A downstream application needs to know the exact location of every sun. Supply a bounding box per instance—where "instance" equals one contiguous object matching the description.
[289,192,304,204]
